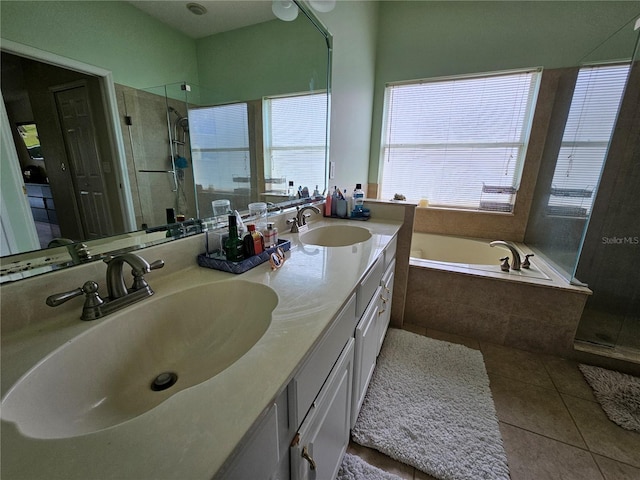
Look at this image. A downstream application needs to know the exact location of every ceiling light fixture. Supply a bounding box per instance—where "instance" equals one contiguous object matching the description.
[272,0,299,21]
[186,2,207,16]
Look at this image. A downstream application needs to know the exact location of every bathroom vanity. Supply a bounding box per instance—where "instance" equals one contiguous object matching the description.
[0,215,401,480]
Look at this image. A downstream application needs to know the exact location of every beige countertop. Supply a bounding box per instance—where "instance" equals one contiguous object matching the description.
[1,217,401,480]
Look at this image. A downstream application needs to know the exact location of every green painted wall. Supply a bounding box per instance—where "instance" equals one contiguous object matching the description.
[315,1,379,190]
[195,16,327,105]
[0,1,198,88]
[368,0,640,183]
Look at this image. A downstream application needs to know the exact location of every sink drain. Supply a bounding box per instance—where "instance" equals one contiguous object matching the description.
[150,372,178,391]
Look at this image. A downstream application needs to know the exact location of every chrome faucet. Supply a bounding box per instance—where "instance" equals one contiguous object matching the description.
[297,205,321,227]
[288,205,321,233]
[489,240,522,271]
[46,253,164,321]
[105,253,159,299]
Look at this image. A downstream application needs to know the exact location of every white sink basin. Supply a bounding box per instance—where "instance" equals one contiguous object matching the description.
[1,280,277,439]
[300,225,372,247]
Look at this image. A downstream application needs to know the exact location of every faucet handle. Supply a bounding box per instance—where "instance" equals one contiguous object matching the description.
[287,217,300,233]
[499,257,510,272]
[131,259,164,291]
[46,281,104,308]
[149,260,165,271]
[522,253,534,269]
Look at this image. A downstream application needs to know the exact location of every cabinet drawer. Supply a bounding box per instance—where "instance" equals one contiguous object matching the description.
[289,294,357,427]
[384,235,398,269]
[355,256,384,318]
[378,260,395,356]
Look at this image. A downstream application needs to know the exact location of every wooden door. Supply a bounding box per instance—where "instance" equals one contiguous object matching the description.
[54,85,113,239]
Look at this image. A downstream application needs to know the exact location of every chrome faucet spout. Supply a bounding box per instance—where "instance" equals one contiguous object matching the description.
[296,205,321,227]
[105,253,152,299]
[490,240,522,271]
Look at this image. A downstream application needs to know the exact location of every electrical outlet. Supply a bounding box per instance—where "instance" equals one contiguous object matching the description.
[329,161,336,179]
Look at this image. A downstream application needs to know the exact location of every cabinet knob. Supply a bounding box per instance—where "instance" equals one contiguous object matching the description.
[301,445,317,471]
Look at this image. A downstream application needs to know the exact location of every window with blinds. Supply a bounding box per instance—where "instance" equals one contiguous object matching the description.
[380,69,541,211]
[189,102,250,191]
[547,63,630,217]
[264,92,327,193]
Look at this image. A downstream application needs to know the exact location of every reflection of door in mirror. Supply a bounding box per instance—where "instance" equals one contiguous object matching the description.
[1,52,125,251]
[53,83,114,240]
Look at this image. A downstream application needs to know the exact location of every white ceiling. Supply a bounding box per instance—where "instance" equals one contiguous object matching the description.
[127,1,276,39]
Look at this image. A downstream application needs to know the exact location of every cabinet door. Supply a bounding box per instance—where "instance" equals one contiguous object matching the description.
[291,338,354,480]
[221,402,280,480]
[351,286,382,428]
[377,259,395,356]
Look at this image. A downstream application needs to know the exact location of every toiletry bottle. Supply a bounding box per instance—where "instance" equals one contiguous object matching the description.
[331,186,339,216]
[344,189,353,214]
[264,222,278,248]
[233,209,246,237]
[353,183,365,212]
[313,185,320,197]
[225,214,244,262]
[288,181,296,199]
[243,224,264,256]
[324,189,332,216]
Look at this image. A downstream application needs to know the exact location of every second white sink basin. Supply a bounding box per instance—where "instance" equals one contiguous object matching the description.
[300,225,372,247]
[1,280,277,439]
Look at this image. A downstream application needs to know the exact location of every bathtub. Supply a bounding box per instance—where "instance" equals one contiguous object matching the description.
[410,232,550,280]
[405,232,592,358]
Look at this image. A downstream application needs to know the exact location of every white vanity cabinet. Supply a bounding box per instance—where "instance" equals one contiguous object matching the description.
[230,233,399,480]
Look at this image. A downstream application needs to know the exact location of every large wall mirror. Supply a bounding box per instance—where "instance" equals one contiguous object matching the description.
[0,0,331,282]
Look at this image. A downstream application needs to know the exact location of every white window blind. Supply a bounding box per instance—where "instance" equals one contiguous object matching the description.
[380,69,541,210]
[264,92,327,192]
[189,102,250,191]
[547,63,630,217]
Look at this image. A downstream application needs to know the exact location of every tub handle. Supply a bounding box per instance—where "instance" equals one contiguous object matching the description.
[523,253,534,269]
[500,257,510,272]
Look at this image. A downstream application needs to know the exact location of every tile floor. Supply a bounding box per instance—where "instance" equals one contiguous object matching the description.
[347,324,640,480]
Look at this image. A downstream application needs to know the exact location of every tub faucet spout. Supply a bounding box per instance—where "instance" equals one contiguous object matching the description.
[490,241,522,270]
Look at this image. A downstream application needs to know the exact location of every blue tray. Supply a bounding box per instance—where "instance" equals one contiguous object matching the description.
[197,239,291,274]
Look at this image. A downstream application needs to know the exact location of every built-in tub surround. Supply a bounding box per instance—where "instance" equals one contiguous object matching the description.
[405,232,591,358]
[0,206,403,479]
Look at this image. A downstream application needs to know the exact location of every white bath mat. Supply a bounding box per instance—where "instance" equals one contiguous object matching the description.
[351,328,509,480]
[579,364,640,432]
[336,453,404,480]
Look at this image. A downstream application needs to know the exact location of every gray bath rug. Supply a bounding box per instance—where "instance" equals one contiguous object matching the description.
[351,328,509,480]
[336,453,404,480]
[579,364,640,432]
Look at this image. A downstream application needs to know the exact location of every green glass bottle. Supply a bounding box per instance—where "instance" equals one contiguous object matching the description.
[225,214,244,262]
